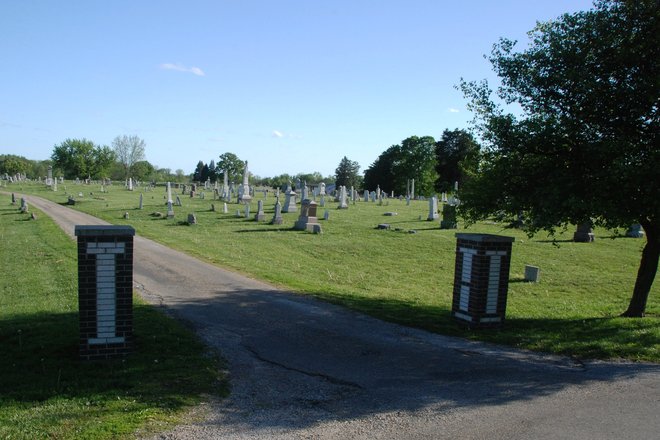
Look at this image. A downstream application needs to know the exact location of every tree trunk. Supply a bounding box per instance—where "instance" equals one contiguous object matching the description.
[622,220,659,317]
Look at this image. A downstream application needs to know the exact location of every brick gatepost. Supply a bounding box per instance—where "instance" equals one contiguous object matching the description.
[75,225,135,360]
[451,233,515,328]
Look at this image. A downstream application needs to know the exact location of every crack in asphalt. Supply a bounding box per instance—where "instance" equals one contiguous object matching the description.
[243,345,365,390]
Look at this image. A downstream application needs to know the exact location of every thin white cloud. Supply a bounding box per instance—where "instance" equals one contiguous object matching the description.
[448,108,460,113]
[272,130,284,138]
[159,63,205,76]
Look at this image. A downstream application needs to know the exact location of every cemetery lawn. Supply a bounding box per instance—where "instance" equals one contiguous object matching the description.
[0,203,227,439]
[11,183,660,363]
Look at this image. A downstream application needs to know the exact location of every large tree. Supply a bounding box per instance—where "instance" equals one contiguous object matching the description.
[217,152,244,183]
[334,156,361,189]
[51,138,116,179]
[112,135,146,179]
[459,0,659,317]
[434,129,481,193]
[363,145,399,193]
[364,136,437,195]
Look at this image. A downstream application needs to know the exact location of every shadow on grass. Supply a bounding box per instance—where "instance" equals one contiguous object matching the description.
[0,304,223,406]
[158,286,659,432]
[235,227,299,233]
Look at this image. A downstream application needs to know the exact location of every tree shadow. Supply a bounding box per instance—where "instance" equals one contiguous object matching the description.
[155,286,659,432]
[0,305,219,407]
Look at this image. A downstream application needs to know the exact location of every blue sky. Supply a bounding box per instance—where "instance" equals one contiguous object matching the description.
[1,0,594,178]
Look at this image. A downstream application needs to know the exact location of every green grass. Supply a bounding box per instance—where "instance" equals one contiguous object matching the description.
[8,181,660,362]
[0,201,227,439]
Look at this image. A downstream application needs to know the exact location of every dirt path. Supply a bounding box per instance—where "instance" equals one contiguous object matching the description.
[22,194,660,439]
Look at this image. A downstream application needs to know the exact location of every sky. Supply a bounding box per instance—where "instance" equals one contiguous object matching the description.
[1,0,595,178]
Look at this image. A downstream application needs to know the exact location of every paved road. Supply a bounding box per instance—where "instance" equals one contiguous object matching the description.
[23,194,660,439]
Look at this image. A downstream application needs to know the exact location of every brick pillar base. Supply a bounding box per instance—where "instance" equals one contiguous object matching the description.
[75,225,135,360]
[451,233,514,328]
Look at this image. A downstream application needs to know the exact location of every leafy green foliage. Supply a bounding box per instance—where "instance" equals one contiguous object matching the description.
[364,136,438,195]
[459,0,660,316]
[434,129,480,193]
[334,156,362,189]
[216,152,245,183]
[51,138,117,180]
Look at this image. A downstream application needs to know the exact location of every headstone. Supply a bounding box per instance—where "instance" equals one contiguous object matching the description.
[626,224,645,238]
[283,187,298,213]
[320,182,326,195]
[573,222,595,242]
[223,203,228,214]
[255,200,266,221]
[427,197,439,221]
[338,186,348,209]
[440,204,457,229]
[376,224,390,230]
[166,182,173,205]
[139,193,143,210]
[74,225,135,360]
[411,179,415,199]
[30,212,37,220]
[271,198,283,225]
[167,201,175,218]
[324,209,330,221]
[301,182,309,201]
[238,161,252,203]
[524,265,540,282]
[319,194,326,207]
[222,170,229,200]
[211,203,216,212]
[175,195,182,207]
[363,190,369,202]
[47,166,53,186]
[128,178,133,191]
[123,212,129,219]
[11,193,15,205]
[294,199,320,232]
[52,179,57,192]
[19,198,28,213]
[244,203,250,218]
[451,233,514,328]
[187,213,197,225]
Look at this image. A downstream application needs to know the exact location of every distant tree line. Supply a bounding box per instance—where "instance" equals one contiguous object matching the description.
[1,135,184,183]
[191,152,335,190]
[363,130,481,196]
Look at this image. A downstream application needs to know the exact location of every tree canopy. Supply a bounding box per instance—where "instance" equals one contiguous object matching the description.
[51,138,116,179]
[364,136,437,196]
[217,152,244,183]
[434,129,481,193]
[459,0,659,316]
[334,156,362,189]
[112,135,146,179]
